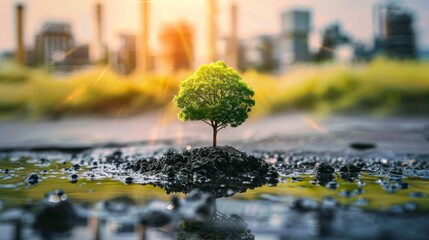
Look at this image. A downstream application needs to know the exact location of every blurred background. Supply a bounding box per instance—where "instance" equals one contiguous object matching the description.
[0,0,428,129]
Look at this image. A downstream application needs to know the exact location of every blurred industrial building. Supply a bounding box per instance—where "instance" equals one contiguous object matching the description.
[112,34,137,75]
[1,0,423,75]
[237,9,311,73]
[33,23,90,70]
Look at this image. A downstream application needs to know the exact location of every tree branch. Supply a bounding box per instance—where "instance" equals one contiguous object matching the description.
[202,120,212,126]
[217,124,227,131]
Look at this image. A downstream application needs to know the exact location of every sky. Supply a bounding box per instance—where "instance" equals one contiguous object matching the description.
[1,0,429,64]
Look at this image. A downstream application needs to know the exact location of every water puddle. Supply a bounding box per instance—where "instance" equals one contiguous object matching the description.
[0,146,428,239]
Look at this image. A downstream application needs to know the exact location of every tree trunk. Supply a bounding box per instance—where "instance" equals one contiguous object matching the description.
[212,126,217,148]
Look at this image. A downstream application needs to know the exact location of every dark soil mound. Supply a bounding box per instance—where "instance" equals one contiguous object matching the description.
[128,146,278,197]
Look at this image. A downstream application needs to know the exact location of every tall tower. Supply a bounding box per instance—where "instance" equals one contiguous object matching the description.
[95,1,104,62]
[229,2,238,69]
[280,10,311,64]
[207,0,217,62]
[138,0,151,74]
[15,4,25,65]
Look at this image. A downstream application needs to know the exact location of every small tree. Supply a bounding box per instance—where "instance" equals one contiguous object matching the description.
[173,61,255,147]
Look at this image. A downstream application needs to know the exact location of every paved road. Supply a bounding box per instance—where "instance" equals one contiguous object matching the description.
[0,112,428,153]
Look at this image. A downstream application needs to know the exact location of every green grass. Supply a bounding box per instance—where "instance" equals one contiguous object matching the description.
[0,62,184,120]
[246,58,429,117]
[1,58,429,120]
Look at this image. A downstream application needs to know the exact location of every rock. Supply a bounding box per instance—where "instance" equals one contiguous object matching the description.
[326,181,339,190]
[46,190,68,203]
[350,142,376,151]
[315,163,334,186]
[33,191,77,237]
[339,164,361,182]
[69,174,78,183]
[340,164,361,173]
[291,176,304,182]
[25,173,39,185]
[106,150,124,164]
[399,182,409,189]
[124,177,133,184]
[72,164,80,171]
[315,163,334,173]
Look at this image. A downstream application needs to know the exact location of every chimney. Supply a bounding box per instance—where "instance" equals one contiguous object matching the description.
[95,1,104,61]
[207,0,217,62]
[138,0,150,74]
[229,2,238,69]
[15,4,25,65]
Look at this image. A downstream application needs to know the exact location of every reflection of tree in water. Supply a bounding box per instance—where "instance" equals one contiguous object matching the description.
[144,167,275,240]
[171,191,254,240]
[135,147,279,239]
[177,210,254,240]
[139,189,255,240]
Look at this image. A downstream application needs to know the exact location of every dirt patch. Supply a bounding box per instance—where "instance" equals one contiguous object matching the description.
[128,146,278,197]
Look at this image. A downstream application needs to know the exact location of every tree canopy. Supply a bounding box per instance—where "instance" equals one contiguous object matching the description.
[173,61,255,147]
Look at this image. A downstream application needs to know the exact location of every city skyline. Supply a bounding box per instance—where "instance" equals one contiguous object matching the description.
[1,0,429,65]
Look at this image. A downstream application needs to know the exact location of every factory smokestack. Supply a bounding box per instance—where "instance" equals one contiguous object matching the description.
[138,0,151,74]
[95,1,104,62]
[15,4,25,65]
[229,2,238,69]
[207,0,217,62]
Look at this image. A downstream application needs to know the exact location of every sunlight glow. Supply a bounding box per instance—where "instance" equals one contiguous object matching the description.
[301,116,327,134]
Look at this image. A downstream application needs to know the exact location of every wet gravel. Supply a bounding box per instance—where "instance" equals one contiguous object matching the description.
[1,145,429,240]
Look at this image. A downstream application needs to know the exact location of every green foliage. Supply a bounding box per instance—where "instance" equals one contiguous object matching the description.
[1,58,429,121]
[0,63,182,120]
[173,61,255,131]
[0,62,30,83]
[244,58,429,116]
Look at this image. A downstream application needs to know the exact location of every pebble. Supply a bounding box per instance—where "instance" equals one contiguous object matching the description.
[69,174,78,183]
[326,181,339,190]
[25,173,39,185]
[125,177,133,184]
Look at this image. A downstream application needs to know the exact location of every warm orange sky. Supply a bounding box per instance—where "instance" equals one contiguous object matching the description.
[1,0,429,64]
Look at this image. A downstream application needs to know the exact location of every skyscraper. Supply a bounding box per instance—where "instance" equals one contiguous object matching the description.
[277,9,311,68]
